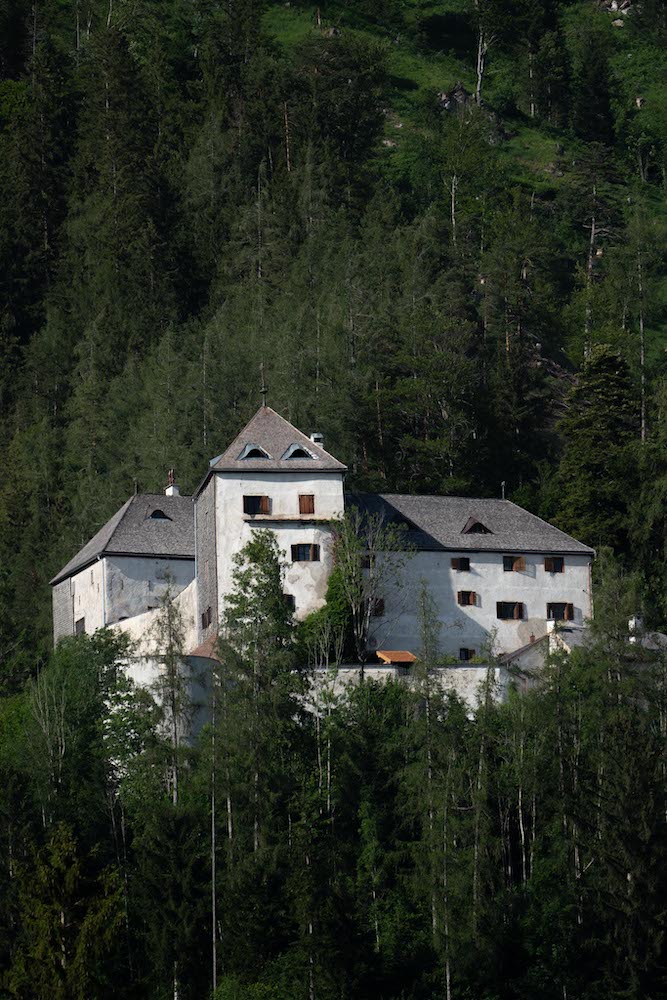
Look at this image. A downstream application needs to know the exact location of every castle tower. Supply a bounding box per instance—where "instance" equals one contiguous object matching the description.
[194,406,346,641]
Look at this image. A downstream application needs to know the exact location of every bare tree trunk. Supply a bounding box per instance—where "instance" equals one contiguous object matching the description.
[211,694,217,993]
[584,184,597,356]
[528,49,536,117]
[637,248,646,441]
[283,102,292,173]
[475,29,486,104]
[450,174,458,246]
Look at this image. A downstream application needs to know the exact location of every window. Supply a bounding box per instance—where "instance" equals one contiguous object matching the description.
[372,597,385,616]
[283,594,296,612]
[291,543,320,562]
[547,602,574,622]
[149,509,171,520]
[451,557,471,572]
[457,591,477,607]
[243,495,271,515]
[462,517,492,534]
[459,647,476,662]
[282,442,315,460]
[544,556,565,573]
[497,601,524,620]
[503,555,526,572]
[299,494,315,515]
[201,606,212,629]
[239,443,270,460]
[75,617,86,635]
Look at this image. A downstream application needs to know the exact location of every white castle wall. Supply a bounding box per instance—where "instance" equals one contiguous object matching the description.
[312,664,512,713]
[372,550,593,658]
[105,555,194,625]
[212,470,345,625]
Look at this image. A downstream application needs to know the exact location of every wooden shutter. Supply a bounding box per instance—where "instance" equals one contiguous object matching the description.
[515,556,526,572]
[299,494,315,515]
[310,544,320,562]
[291,544,298,561]
[513,602,523,620]
[451,558,460,570]
[457,591,463,605]
[259,495,270,514]
[470,592,477,606]
[544,556,554,572]
[565,603,574,621]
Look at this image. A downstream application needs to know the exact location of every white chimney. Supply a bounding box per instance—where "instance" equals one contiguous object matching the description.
[628,614,643,643]
[310,432,324,447]
[165,469,180,497]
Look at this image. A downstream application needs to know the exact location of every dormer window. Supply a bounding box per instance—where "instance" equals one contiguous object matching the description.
[149,509,171,520]
[282,442,315,460]
[239,443,270,460]
[462,517,492,535]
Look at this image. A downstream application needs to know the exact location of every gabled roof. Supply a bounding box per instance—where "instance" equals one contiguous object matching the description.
[346,494,594,555]
[51,494,195,585]
[207,406,346,475]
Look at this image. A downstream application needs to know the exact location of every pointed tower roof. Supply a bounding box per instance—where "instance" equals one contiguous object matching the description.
[207,406,346,475]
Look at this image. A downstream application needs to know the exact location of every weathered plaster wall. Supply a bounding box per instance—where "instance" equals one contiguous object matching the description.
[195,476,218,643]
[112,577,198,655]
[68,558,107,635]
[213,470,345,627]
[374,550,593,657]
[312,664,511,713]
[104,555,194,625]
[52,578,74,642]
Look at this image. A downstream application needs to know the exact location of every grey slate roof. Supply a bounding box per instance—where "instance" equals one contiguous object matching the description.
[208,406,347,474]
[51,494,195,585]
[346,494,594,556]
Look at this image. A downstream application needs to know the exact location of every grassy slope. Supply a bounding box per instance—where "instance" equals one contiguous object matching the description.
[263,1,667,362]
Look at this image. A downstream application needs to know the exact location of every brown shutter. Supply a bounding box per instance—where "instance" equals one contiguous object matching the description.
[310,544,320,562]
[299,494,315,515]
[515,556,526,572]
[457,591,463,605]
[544,556,554,572]
[259,495,270,514]
[513,602,523,620]
[451,558,460,570]
[471,592,477,606]
[565,603,574,621]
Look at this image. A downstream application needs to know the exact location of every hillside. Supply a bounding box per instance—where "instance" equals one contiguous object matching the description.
[0,0,666,678]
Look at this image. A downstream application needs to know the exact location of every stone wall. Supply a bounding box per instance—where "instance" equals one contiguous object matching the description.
[52,578,74,642]
[195,476,218,643]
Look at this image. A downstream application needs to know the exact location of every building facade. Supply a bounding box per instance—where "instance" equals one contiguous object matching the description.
[51,406,594,664]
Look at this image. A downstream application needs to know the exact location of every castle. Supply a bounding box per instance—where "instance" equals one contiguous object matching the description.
[51,405,594,689]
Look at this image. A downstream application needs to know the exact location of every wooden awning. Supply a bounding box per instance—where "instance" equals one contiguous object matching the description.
[377,650,417,665]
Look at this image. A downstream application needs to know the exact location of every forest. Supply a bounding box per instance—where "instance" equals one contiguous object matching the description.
[0,0,666,996]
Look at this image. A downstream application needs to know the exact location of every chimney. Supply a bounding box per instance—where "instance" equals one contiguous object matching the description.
[310,432,324,448]
[628,614,643,644]
[165,469,180,497]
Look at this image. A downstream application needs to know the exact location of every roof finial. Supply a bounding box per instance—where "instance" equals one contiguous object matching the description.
[260,362,268,407]
[501,480,506,500]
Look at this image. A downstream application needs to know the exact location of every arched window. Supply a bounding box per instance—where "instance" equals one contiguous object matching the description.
[282,442,315,460]
[239,443,270,460]
[149,509,171,520]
